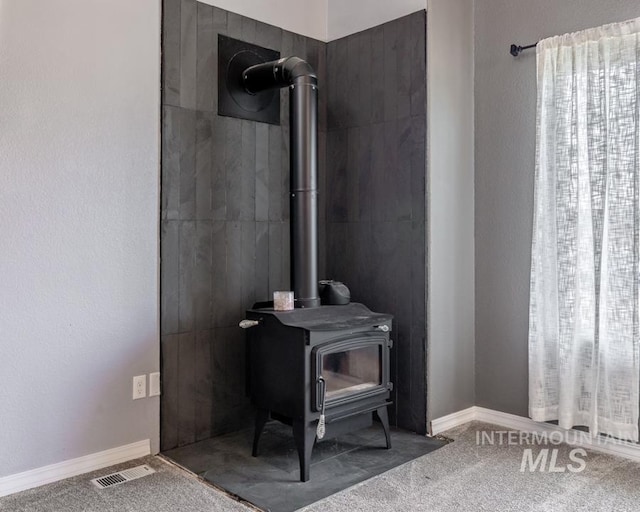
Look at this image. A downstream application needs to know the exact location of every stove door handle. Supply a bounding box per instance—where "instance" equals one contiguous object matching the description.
[375,324,390,332]
[239,319,261,329]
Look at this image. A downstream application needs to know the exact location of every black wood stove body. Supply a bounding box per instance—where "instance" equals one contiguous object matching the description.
[230,46,393,482]
[245,303,393,482]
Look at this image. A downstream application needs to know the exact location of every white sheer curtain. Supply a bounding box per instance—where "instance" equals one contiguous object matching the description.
[529,17,640,442]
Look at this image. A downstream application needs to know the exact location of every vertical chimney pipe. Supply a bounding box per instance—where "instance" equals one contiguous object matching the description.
[243,57,321,308]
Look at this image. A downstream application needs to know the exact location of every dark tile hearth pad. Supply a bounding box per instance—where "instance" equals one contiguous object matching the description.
[163,423,445,512]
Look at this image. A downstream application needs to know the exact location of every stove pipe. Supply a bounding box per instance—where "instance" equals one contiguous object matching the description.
[243,57,321,308]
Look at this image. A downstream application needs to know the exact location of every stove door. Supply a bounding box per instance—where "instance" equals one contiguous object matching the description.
[312,333,390,411]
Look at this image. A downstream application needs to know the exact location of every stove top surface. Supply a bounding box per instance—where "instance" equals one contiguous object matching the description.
[248,302,392,331]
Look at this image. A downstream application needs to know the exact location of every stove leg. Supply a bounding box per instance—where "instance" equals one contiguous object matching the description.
[252,409,270,457]
[292,420,316,482]
[375,407,391,449]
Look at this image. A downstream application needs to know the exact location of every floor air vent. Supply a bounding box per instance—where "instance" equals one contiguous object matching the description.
[91,465,155,489]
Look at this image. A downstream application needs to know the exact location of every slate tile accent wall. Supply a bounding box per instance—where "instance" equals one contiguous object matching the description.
[325,11,428,434]
[160,0,327,450]
[161,3,427,450]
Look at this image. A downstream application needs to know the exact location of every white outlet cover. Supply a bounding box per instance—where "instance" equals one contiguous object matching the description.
[149,372,161,397]
[133,375,146,400]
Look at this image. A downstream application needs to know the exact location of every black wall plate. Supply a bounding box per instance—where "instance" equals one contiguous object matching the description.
[218,35,281,125]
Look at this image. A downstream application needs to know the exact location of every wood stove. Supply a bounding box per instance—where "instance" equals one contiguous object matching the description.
[232,50,393,482]
[245,303,393,482]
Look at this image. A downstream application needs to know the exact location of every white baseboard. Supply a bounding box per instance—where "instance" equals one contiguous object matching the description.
[0,440,150,498]
[430,406,640,463]
[430,406,478,434]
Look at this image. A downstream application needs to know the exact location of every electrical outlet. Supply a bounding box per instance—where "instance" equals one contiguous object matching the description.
[133,375,146,400]
[149,372,161,397]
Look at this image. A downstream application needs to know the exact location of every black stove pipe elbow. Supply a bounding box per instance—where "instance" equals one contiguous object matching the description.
[243,57,320,309]
[243,57,317,94]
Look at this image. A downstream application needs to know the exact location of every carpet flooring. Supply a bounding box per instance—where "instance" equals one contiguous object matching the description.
[4,421,640,512]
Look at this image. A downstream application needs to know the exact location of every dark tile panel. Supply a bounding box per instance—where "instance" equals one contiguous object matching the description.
[178,220,196,332]
[211,116,227,220]
[162,0,181,107]
[383,20,398,122]
[381,119,398,222]
[226,221,243,326]
[241,16,256,44]
[211,221,228,327]
[410,10,427,118]
[177,331,197,446]
[290,31,307,62]
[411,115,426,223]
[348,221,373,303]
[268,222,284,293]
[212,327,254,435]
[326,222,349,284]
[255,123,269,221]
[162,106,181,220]
[395,116,413,221]
[326,129,348,222]
[161,220,180,335]
[410,220,427,434]
[370,26,385,124]
[346,126,360,222]
[194,220,212,331]
[347,34,361,127]
[224,118,242,220]
[358,125,373,222]
[370,122,386,222]
[327,40,348,130]
[212,7,227,32]
[240,121,256,221]
[396,15,412,120]
[240,221,257,310]
[195,111,213,220]
[211,327,228,433]
[211,8,227,115]
[196,3,214,112]
[255,222,270,302]
[388,222,413,428]
[358,30,373,127]
[317,130,327,279]
[179,108,196,220]
[195,330,213,441]
[268,125,283,221]
[254,20,281,51]
[160,334,180,450]
[226,11,242,40]
[179,0,197,109]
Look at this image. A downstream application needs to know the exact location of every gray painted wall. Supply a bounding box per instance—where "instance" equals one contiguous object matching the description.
[426,0,475,423]
[475,0,640,416]
[0,0,160,477]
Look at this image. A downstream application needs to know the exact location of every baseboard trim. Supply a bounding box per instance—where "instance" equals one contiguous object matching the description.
[0,440,151,498]
[431,406,640,463]
[430,406,478,434]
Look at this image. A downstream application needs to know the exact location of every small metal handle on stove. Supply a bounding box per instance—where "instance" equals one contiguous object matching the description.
[317,376,326,439]
[239,319,261,329]
[375,324,390,332]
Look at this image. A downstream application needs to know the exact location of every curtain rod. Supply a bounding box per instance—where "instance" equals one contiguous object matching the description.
[510,42,538,57]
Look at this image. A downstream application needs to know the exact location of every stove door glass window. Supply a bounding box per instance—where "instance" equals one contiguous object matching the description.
[322,345,382,400]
